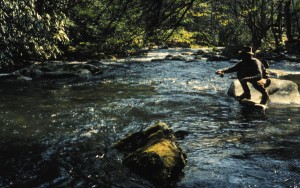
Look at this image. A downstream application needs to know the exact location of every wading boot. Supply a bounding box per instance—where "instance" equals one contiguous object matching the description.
[260,94,269,105]
[237,93,251,100]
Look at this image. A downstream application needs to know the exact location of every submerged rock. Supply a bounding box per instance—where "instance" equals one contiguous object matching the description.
[196,49,208,55]
[207,55,230,62]
[164,55,187,61]
[181,52,194,56]
[40,72,77,79]
[17,75,33,81]
[114,122,187,186]
[76,69,92,78]
[0,73,17,79]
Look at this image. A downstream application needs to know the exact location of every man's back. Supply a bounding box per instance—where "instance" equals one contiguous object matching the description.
[236,58,263,80]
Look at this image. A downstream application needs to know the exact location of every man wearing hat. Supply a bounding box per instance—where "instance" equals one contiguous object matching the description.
[215,46,270,104]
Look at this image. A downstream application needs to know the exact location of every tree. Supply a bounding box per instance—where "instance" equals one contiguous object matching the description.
[285,0,293,41]
[0,0,69,71]
[2,0,300,70]
[67,0,197,56]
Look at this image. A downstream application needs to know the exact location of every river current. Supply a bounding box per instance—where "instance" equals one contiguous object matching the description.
[0,48,300,187]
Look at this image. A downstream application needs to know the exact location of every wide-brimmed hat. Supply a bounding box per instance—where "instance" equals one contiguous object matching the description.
[239,46,254,55]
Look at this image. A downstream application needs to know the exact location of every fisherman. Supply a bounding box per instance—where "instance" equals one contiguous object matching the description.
[215,46,270,104]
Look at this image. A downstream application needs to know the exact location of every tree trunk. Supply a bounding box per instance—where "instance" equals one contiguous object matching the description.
[260,0,267,39]
[285,0,293,41]
[271,1,283,51]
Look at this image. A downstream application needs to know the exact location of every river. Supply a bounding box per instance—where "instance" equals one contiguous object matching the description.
[0,48,300,187]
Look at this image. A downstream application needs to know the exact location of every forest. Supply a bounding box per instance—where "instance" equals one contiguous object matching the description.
[1,0,300,71]
[2,1,300,187]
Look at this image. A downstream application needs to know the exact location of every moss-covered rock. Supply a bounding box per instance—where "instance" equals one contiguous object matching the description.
[114,122,187,186]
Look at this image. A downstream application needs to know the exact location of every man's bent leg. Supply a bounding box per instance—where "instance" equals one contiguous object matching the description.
[252,80,269,104]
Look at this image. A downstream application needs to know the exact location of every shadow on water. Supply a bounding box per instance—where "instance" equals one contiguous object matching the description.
[0,49,300,187]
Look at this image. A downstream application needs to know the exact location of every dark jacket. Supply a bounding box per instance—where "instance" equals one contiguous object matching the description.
[223,58,268,81]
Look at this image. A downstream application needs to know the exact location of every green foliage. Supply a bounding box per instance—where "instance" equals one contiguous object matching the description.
[183,1,242,46]
[167,27,197,47]
[1,0,300,70]
[67,0,195,56]
[0,0,69,69]
[67,0,144,56]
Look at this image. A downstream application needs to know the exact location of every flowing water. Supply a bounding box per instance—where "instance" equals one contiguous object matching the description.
[0,49,300,187]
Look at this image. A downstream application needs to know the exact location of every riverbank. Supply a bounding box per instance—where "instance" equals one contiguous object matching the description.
[1,47,300,93]
[1,46,300,75]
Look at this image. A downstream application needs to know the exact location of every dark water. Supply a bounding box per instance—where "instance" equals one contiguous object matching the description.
[1,49,300,187]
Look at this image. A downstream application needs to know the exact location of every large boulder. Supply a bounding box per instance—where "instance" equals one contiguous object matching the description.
[114,122,187,186]
[280,74,300,88]
[267,69,300,89]
[227,78,300,104]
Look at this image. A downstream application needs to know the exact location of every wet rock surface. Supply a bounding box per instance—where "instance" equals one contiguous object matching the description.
[268,69,300,89]
[114,122,187,186]
[1,61,106,81]
[227,78,300,104]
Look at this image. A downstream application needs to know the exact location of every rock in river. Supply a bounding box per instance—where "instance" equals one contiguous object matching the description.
[227,78,300,104]
[8,62,104,80]
[114,122,187,186]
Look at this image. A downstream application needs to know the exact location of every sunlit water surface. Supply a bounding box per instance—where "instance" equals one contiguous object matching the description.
[0,49,300,187]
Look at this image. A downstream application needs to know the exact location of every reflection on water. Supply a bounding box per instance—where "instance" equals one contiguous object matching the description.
[0,49,300,187]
